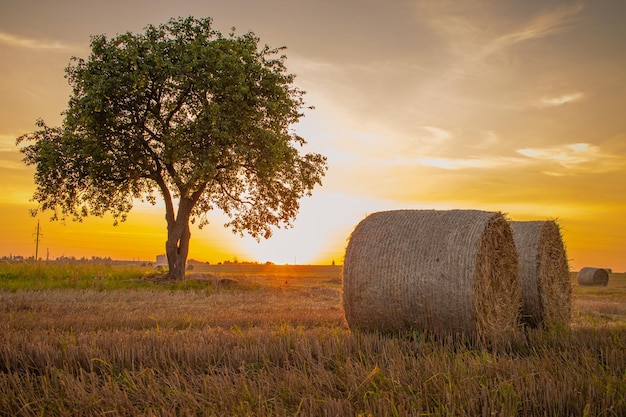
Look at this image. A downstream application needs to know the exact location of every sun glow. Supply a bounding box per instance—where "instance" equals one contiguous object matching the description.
[239,193,357,265]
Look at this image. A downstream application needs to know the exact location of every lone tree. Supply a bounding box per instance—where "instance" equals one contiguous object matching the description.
[17,17,327,280]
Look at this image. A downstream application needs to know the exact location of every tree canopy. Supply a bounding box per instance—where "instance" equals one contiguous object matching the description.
[17,16,327,279]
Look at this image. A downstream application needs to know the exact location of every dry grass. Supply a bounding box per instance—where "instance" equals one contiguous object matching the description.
[1,265,626,416]
[572,271,626,326]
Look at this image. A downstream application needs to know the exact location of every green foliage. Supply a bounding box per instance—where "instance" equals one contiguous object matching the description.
[16,16,327,278]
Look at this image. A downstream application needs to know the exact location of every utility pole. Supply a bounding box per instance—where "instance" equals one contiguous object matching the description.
[34,220,41,261]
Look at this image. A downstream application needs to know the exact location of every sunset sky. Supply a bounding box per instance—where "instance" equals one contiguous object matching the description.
[1,1,625,270]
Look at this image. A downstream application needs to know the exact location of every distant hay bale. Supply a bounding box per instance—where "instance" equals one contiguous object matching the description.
[509,221,571,329]
[577,267,609,286]
[342,209,521,341]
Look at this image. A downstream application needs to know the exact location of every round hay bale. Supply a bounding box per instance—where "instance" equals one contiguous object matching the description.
[577,267,609,286]
[509,220,571,329]
[342,209,521,340]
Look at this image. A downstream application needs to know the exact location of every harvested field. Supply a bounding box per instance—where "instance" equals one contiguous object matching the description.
[1,264,626,416]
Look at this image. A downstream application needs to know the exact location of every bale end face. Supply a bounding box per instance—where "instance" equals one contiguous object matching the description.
[472,213,521,341]
[510,220,571,329]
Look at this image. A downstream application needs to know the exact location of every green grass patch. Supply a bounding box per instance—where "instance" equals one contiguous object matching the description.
[0,261,171,290]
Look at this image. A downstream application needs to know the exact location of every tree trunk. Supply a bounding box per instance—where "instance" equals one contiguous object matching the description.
[165,198,193,280]
[166,221,191,280]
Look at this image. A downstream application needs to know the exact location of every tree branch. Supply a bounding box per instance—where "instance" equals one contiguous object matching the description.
[164,82,193,127]
[155,171,175,226]
[218,178,253,206]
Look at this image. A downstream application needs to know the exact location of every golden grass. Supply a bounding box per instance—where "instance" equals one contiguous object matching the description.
[572,272,626,326]
[1,266,626,416]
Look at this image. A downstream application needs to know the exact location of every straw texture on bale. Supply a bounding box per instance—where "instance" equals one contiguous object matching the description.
[577,267,609,286]
[509,220,571,328]
[342,209,521,340]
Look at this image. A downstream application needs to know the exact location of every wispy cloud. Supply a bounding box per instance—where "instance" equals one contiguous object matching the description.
[406,140,620,173]
[538,92,585,107]
[517,142,623,174]
[0,31,72,50]
[0,158,28,171]
[420,126,453,144]
[0,135,22,151]
[414,156,512,170]
[482,3,583,58]
[423,3,584,80]
[517,143,598,164]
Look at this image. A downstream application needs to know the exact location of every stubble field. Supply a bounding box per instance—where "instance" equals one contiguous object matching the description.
[1,262,625,416]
